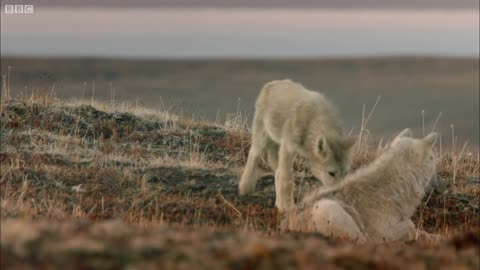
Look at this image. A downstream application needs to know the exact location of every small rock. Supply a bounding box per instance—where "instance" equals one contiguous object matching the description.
[465,177,480,188]
[186,179,197,186]
[434,177,449,194]
[468,197,479,209]
[54,181,65,189]
[143,173,160,184]
[71,184,86,193]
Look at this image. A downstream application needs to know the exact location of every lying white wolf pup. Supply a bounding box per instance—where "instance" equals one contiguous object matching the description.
[239,79,356,212]
[281,129,442,243]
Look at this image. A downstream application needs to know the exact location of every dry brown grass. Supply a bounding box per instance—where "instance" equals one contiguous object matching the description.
[1,94,479,269]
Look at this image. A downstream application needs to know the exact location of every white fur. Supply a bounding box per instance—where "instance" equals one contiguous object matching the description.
[282,129,441,243]
[238,80,356,212]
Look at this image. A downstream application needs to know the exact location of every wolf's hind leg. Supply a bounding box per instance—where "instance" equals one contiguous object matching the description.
[239,117,268,195]
[386,220,442,242]
[382,219,415,242]
[310,199,366,243]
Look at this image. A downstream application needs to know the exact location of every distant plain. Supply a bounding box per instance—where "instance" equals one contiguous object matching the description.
[1,57,478,148]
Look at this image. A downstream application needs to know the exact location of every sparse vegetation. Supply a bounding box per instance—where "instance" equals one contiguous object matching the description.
[1,95,479,269]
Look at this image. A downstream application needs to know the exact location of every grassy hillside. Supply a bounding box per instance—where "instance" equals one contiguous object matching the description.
[0,96,479,269]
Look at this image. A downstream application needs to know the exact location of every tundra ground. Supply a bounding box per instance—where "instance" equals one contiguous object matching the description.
[1,98,479,269]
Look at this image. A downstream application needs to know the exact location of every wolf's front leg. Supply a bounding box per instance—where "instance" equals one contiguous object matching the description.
[239,120,267,195]
[275,142,295,212]
[239,145,263,195]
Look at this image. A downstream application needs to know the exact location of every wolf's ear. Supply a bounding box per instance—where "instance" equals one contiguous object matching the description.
[422,132,438,147]
[391,128,413,146]
[396,128,412,139]
[343,136,357,151]
[317,136,331,158]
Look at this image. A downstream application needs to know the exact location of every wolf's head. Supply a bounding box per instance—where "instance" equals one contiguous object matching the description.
[311,135,357,186]
[390,128,439,190]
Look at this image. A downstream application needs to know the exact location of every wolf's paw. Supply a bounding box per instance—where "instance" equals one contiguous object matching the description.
[275,197,294,213]
[417,231,443,242]
[238,178,256,195]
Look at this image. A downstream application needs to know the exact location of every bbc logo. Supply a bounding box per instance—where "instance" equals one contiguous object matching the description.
[4,5,34,14]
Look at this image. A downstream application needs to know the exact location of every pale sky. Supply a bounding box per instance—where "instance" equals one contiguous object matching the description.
[1,0,478,9]
[1,8,478,58]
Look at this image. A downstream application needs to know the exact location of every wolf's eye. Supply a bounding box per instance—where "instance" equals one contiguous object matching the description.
[328,171,336,177]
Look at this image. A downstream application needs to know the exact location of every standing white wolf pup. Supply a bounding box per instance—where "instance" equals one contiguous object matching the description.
[239,79,356,212]
[282,129,441,243]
